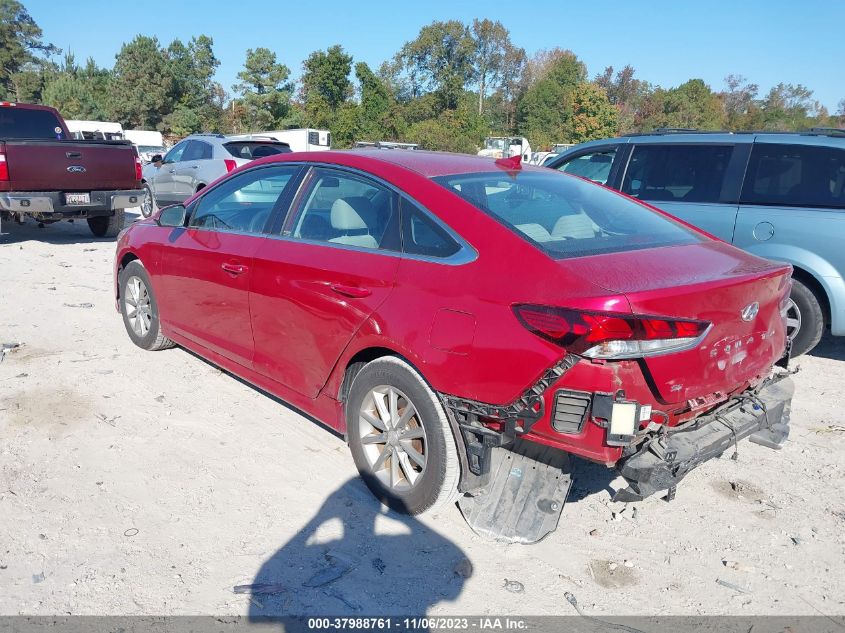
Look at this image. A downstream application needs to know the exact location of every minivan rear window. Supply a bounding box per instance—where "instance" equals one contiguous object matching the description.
[434,170,703,259]
[0,107,65,139]
[224,141,292,160]
[741,143,845,209]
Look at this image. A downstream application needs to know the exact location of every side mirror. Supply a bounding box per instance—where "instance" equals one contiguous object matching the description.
[157,204,186,227]
[150,154,163,164]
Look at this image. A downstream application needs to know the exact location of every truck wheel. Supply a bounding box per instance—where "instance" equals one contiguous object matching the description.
[141,183,157,218]
[88,209,125,238]
[787,278,824,356]
[346,357,460,515]
[118,260,174,351]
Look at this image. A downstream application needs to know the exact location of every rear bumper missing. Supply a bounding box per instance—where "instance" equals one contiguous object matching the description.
[613,374,794,502]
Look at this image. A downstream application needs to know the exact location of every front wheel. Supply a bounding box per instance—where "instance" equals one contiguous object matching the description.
[787,278,824,356]
[88,208,125,238]
[118,260,174,351]
[346,357,460,515]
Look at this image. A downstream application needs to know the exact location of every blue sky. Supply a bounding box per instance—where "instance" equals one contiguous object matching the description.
[24,0,844,111]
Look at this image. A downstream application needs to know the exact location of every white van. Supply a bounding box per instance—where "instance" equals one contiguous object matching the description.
[230,129,331,152]
[65,120,125,141]
[124,130,166,162]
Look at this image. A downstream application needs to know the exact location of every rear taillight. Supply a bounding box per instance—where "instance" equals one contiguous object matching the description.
[134,155,143,181]
[513,304,710,359]
[224,159,237,172]
[0,150,8,181]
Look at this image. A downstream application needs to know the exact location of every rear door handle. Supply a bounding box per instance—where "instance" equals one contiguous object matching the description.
[330,283,371,298]
[168,169,176,173]
[221,262,249,275]
[191,165,199,169]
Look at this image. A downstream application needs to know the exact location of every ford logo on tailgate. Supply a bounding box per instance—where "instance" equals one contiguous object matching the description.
[741,302,760,322]
[67,165,86,173]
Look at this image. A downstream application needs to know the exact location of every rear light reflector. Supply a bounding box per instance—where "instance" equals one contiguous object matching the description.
[0,153,7,181]
[134,156,143,181]
[224,159,237,172]
[513,304,710,359]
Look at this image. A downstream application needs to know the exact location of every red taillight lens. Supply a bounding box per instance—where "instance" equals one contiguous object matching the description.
[224,159,237,172]
[0,152,8,181]
[513,304,709,359]
[134,156,143,181]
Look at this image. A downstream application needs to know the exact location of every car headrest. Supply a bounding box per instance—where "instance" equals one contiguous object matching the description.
[331,197,374,231]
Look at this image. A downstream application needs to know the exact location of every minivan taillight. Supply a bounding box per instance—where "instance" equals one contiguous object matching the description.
[513,304,710,359]
[224,159,237,172]
[0,150,8,181]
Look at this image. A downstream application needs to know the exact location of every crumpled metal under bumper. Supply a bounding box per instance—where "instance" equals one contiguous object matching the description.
[613,375,794,502]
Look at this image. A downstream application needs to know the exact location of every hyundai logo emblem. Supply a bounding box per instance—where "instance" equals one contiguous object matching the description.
[67,165,86,173]
[741,302,759,322]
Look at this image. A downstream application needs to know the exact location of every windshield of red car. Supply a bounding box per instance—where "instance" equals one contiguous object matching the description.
[433,170,704,258]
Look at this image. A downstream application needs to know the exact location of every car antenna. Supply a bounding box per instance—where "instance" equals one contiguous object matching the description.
[495,155,522,170]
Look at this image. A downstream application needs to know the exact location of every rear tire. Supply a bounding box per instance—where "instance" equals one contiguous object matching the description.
[141,183,156,218]
[118,260,174,351]
[346,357,460,515]
[788,278,824,356]
[88,208,125,238]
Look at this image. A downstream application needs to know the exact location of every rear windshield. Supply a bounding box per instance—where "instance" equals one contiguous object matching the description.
[0,107,65,140]
[224,141,291,160]
[433,170,704,259]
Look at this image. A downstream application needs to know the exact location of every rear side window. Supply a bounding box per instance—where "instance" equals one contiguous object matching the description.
[622,145,734,203]
[224,141,291,159]
[557,149,616,184]
[434,170,703,259]
[0,107,64,139]
[740,144,845,209]
[182,140,212,161]
[400,199,460,258]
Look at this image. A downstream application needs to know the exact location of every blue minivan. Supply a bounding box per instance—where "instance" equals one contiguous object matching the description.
[547,130,845,355]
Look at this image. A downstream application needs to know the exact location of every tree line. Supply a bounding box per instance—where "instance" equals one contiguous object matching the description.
[2,0,843,150]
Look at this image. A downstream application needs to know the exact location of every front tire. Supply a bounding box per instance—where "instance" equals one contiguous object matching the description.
[346,357,460,515]
[88,209,125,238]
[787,278,824,356]
[118,260,174,351]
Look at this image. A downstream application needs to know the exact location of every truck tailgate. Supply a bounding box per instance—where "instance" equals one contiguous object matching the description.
[3,140,138,191]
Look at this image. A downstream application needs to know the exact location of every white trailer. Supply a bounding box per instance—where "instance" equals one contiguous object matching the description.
[65,120,125,141]
[230,129,331,152]
[477,136,533,163]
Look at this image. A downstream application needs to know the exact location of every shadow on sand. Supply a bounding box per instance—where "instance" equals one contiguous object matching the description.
[246,478,467,623]
[0,211,141,245]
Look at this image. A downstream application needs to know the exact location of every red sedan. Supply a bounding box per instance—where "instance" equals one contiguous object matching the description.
[114,150,794,528]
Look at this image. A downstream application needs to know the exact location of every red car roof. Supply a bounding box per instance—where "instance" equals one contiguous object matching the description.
[274,149,544,178]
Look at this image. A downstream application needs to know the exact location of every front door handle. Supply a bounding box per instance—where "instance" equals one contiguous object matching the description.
[221,262,249,275]
[330,283,371,298]
[169,169,176,173]
[191,165,199,169]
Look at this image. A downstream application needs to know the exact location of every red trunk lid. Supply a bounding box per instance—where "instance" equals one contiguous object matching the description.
[3,140,139,191]
[564,241,791,403]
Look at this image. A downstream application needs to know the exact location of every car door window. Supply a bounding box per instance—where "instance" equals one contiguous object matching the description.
[558,149,616,184]
[740,143,845,209]
[287,168,400,251]
[182,140,212,162]
[400,199,460,258]
[622,145,734,203]
[163,141,188,164]
[188,166,299,234]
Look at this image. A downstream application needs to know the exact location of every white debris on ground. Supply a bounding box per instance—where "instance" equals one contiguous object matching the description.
[1,215,844,617]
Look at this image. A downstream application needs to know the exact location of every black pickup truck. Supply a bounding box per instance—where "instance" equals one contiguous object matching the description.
[0,102,143,237]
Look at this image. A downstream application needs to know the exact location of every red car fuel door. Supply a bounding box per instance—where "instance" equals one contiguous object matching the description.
[250,167,401,397]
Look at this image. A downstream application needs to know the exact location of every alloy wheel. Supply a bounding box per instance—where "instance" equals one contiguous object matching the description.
[358,385,428,491]
[124,276,152,337]
[141,187,153,218]
[785,298,801,342]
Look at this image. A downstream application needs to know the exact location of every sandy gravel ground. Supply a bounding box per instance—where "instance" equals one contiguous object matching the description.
[1,215,844,618]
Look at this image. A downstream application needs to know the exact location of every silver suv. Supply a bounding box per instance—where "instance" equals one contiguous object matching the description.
[140,134,291,217]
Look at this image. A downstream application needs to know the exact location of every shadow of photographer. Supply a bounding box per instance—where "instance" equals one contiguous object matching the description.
[246,478,468,623]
